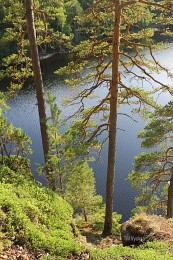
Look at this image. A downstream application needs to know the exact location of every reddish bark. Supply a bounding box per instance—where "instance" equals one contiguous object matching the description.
[25,0,56,191]
[103,0,121,237]
[167,167,173,218]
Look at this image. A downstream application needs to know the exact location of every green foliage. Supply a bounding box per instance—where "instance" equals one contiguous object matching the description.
[91,210,121,236]
[90,241,173,260]
[77,0,93,10]
[0,113,32,163]
[41,92,104,224]
[65,160,104,222]
[0,164,81,257]
[0,0,31,96]
[0,156,32,184]
[0,0,76,99]
[139,101,173,148]
[129,102,173,215]
[0,94,8,115]
[39,92,100,194]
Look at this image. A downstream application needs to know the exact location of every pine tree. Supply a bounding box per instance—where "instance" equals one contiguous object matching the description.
[43,92,100,193]
[129,101,173,217]
[65,160,102,222]
[56,0,173,235]
[24,0,54,189]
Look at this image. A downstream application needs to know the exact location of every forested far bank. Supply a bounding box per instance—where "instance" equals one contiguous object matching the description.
[0,0,94,63]
[1,0,173,63]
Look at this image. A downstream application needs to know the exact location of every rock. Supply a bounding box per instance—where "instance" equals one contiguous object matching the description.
[121,214,173,247]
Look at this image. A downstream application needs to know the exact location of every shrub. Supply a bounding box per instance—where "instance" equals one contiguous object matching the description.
[0,164,82,257]
[90,241,173,260]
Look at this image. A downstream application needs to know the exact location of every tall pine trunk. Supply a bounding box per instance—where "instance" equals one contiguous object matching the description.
[167,167,173,218]
[24,0,56,191]
[103,0,121,237]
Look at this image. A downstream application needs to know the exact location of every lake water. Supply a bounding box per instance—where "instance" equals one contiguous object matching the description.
[5,44,173,222]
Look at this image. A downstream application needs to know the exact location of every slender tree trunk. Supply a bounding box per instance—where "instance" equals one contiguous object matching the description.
[167,167,173,218]
[59,174,64,196]
[73,19,79,44]
[83,209,88,222]
[24,0,56,191]
[103,0,121,237]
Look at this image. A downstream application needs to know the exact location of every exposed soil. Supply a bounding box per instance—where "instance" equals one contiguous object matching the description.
[0,245,45,259]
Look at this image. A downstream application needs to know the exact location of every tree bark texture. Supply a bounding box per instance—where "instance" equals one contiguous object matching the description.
[167,167,173,218]
[103,0,121,237]
[24,0,56,191]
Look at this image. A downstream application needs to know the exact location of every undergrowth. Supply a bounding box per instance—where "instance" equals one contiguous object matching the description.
[90,241,173,260]
[0,159,82,258]
[1,157,173,260]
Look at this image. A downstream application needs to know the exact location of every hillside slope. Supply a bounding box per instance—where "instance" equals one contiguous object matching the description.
[0,158,81,259]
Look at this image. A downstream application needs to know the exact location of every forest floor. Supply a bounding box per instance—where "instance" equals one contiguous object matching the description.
[0,228,120,260]
[1,216,173,259]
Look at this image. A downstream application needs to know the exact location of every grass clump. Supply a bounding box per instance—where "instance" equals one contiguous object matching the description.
[0,161,81,258]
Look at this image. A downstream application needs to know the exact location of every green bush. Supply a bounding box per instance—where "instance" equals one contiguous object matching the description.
[0,164,82,258]
[90,241,173,260]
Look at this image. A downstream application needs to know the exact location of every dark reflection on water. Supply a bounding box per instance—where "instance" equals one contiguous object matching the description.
[5,45,173,222]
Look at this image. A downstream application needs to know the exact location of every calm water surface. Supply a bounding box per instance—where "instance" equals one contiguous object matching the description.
[6,45,173,222]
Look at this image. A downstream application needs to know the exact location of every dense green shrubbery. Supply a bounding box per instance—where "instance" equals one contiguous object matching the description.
[90,241,173,260]
[0,162,81,258]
